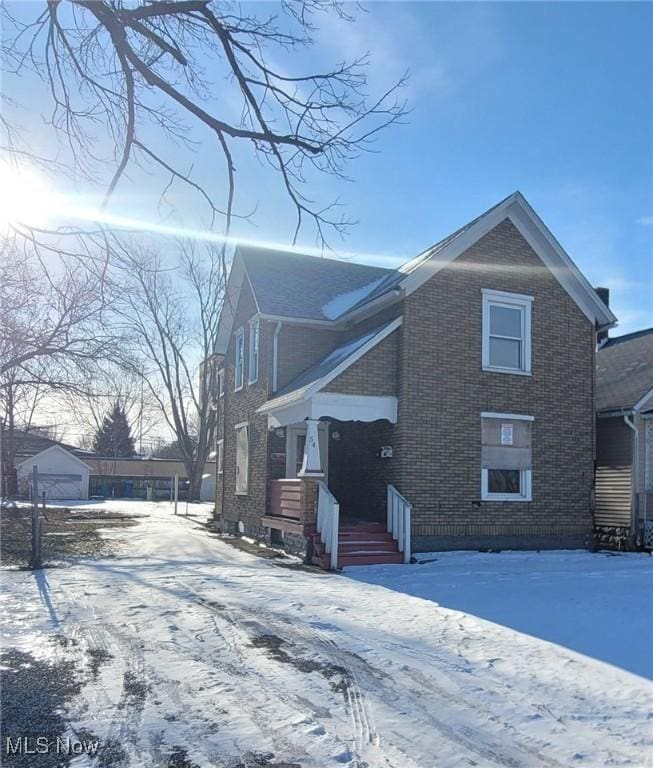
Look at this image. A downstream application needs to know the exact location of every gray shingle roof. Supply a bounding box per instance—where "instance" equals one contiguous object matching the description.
[596,328,653,412]
[238,246,394,322]
[3,430,96,459]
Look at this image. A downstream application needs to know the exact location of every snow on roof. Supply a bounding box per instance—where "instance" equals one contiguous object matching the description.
[321,276,387,320]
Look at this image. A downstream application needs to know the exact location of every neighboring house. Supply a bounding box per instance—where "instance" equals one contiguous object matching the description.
[16,445,92,500]
[595,327,653,547]
[3,430,215,501]
[212,191,616,567]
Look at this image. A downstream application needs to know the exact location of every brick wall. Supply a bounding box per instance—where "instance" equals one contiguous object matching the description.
[327,420,397,518]
[393,218,596,550]
[324,332,399,396]
[217,281,273,537]
[276,323,340,391]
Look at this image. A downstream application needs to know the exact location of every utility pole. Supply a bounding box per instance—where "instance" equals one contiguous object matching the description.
[30,465,42,569]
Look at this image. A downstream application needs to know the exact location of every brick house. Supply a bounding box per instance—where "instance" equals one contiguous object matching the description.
[211,192,616,567]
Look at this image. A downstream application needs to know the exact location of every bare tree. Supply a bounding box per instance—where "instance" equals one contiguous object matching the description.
[110,239,225,499]
[1,0,406,246]
[0,238,113,388]
[58,364,161,452]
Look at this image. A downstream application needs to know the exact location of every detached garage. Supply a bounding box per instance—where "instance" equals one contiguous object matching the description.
[16,445,91,500]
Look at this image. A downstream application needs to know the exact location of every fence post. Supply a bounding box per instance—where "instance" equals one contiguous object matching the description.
[31,465,42,569]
[174,474,179,515]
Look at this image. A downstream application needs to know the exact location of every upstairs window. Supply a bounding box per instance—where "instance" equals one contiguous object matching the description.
[234,328,244,391]
[217,439,224,475]
[482,289,532,374]
[248,319,259,385]
[217,367,224,398]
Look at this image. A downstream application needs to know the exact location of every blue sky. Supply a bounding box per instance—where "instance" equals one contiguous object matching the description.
[5,1,653,335]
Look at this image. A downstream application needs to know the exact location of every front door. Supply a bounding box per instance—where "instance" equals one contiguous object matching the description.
[286,424,329,480]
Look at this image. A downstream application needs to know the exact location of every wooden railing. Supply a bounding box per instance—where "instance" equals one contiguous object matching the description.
[387,484,412,564]
[269,478,304,521]
[317,481,340,571]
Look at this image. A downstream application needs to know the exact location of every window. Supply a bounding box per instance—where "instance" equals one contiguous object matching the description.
[217,439,224,475]
[234,328,244,390]
[481,413,533,501]
[248,319,259,384]
[235,422,249,494]
[482,290,532,374]
[218,368,224,398]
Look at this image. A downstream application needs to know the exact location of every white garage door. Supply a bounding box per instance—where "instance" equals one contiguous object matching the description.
[36,473,84,500]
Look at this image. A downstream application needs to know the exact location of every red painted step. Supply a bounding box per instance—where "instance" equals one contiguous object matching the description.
[338,552,404,566]
[339,540,398,553]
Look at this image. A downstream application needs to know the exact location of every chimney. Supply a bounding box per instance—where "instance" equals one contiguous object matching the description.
[595,287,610,345]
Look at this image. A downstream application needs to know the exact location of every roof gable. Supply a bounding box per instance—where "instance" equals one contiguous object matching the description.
[16,444,93,471]
[393,192,616,329]
[259,317,402,412]
[596,328,653,413]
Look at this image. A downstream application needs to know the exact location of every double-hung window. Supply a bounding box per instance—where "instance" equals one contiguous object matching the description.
[248,319,259,385]
[482,289,532,374]
[481,413,533,501]
[234,328,244,391]
[235,422,249,495]
[217,439,224,475]
[217,368,224,398]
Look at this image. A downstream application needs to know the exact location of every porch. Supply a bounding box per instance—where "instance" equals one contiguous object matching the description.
[259,415,412,569]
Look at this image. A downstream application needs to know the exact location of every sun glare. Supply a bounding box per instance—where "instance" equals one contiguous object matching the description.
[0,161,55,230]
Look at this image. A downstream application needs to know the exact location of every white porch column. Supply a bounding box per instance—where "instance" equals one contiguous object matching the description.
[298,418,324,477]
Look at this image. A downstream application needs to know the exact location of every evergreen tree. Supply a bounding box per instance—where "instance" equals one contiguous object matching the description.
[92,403,136,457]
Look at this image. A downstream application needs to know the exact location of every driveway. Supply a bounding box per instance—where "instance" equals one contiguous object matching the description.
[1,501,651,767]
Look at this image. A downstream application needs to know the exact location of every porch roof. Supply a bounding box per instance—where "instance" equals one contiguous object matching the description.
[258,317,401,426]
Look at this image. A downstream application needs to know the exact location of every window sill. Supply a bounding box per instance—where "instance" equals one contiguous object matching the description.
[482,366,532,377]
[481,495,532,502]
[234,384,244,393]
[248,378,258,386]
[235,491,248,496]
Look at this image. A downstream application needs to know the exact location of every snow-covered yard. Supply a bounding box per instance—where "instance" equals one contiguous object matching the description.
[1,500,652,768]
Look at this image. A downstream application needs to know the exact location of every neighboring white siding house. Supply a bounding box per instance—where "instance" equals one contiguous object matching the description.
[16,446,91,500]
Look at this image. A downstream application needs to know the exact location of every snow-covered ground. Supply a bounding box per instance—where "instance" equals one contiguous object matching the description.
[1,500,652,767]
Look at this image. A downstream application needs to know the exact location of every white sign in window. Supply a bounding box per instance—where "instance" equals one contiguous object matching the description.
[500,423,514,446]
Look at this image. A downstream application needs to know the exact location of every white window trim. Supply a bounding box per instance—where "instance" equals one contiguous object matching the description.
[248,318,259,385]
[234,327,244,392]
[217,439,224,475]
[234,421,249,495]
[218,367,224,398]
[481,412,535,421]
[481,468,532,502]
[482,289,533,375]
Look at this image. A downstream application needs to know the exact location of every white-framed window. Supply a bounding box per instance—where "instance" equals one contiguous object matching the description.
[217,368,224,398]
[234,328,244,391]
[217,439,224,475]
[481,413,533,501]
[234,422,249,495]
[482,468,532,501]
[248,319,259,385]
[482,289,532,374]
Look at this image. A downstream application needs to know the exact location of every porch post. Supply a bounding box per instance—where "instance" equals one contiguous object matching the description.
[298,418,324,478]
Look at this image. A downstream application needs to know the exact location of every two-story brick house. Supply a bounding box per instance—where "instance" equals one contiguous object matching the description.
[212,192,616,567]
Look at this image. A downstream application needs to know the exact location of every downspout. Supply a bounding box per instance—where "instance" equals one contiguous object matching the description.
[623,413,639,542]
[272,321,282,393]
